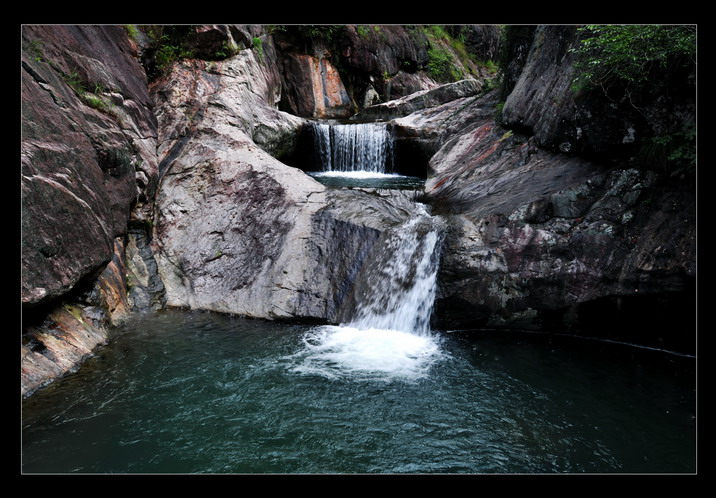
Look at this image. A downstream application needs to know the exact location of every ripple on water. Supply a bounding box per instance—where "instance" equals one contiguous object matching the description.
[21,310,696,474]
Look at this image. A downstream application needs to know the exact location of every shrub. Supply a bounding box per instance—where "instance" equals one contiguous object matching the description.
[252,37,263,62]
[141,25,196,80]
[427,46,462,82]
[570,25,695,93]
[571,25,696,172]
[124,24,140,42]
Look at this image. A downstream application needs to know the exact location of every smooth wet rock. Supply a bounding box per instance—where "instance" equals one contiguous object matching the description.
[21,303,110,398]
[353,79,483,122]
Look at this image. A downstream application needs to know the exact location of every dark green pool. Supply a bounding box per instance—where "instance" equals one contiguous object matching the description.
[21,309,696,474]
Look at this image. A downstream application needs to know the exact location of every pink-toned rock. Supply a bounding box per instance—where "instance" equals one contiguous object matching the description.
[21,304,109,397]
[21,25,158,307]
[280,53,352,118]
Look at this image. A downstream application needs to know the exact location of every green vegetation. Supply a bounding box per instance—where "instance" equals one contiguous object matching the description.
[638,124,696,172]
[153,38,195,77]
[213,40,239,60]
[63,71,118,116]
[296,25,346,44]
[494,101,506,122]
[82,93,111,113]
[426,46,462,82]
[141,25,196,80]
[420,25,495,83]
[425,24,450,40]
[26,38,45,62]
[252,37,264,62]
[570,25,696,171]
[124,24,140,42]
[570,25,696,93]
[481,59,499,75]
[356,25,370,38]
[422,25,465,82]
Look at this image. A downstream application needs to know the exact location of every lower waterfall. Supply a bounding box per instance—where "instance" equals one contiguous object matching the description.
[287,203,447,382]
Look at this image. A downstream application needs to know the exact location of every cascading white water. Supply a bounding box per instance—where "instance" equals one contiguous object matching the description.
[348,204,444,336]
[287,120,446,381]
[312,122,394,174]
[288,203,447,382]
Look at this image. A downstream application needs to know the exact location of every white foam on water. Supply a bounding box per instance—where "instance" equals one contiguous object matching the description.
[287,205,448,382]
[292,122,448,382]
[288,325,445,382]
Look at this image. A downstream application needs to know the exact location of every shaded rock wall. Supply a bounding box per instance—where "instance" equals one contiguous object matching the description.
[21,25,158,395]
[419,29,696,353]
[500,25,696,162]
[21,237,131,397]
[500,25,636,157]
[279,53,353,119]
[21,25,157,307]
[275,25,499,118]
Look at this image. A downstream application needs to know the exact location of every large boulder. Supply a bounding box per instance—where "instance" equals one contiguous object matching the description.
[151,41,422,322]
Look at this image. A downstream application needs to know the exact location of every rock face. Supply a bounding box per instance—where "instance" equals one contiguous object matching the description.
[500,25,635,156]
[308,189,428,323]
[21,25,158,395]
[500,25,695,161]
[423,74,695,354]
[279,53,353,119]
[21,237,130,397]
[21,25,157,307]
[353,79,483,122]
[150,39,423,322]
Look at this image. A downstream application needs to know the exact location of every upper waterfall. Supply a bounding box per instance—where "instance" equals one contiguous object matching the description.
[311,122,394,174]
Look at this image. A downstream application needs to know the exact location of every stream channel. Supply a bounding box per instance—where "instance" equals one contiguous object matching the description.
[21,122,696,474]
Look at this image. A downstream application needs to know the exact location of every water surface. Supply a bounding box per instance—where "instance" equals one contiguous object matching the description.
[309,171,424,190]
[21,310,696,474]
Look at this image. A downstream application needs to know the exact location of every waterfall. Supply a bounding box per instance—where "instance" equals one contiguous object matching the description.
[287,204,447,382]
[286,120,445,381]
[312,122,394,174]
[348,204,444,336]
